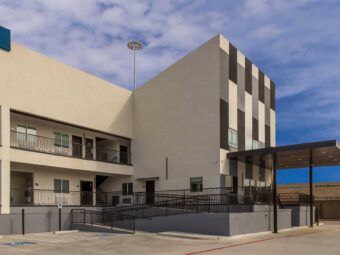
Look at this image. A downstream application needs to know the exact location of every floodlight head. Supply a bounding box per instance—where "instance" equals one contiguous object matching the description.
[127,40,143,51]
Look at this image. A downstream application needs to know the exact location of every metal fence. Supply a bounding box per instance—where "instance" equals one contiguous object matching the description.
[71,209,136,233]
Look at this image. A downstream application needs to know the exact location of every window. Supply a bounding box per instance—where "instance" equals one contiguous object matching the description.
[190,177,203,192]
[252,140,265,149]
[54,179,69,193]
[122,182,133,195]
[225,175,233,189]
[16,125,37,146]
[54,132,69,148]
[228,129,238,148]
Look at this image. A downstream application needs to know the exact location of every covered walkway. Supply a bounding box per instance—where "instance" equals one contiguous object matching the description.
[228,140,340,233]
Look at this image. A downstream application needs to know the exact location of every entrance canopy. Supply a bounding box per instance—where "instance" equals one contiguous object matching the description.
[227,140,340,169]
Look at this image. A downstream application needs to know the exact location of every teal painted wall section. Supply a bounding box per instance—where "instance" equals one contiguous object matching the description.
[0,26,11,51]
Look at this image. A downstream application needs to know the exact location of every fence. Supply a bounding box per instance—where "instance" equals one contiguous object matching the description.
[71,209,136,232]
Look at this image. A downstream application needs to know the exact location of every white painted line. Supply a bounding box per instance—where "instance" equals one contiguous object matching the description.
[53,230,79,234]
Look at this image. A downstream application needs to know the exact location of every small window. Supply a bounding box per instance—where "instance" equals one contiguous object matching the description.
[54,179,69,193]
[252,140,265,149]
[225,175,233,189]
[228,129,238,148]
[190,177,203,192]
[122,182,133,195]
[54,132,69,148]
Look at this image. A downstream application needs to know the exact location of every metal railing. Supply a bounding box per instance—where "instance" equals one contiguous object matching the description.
[10,130,131,165]
[10,188,96,206]
[278,193,311,206]
[9,188,135,207]
[71,209,136,233]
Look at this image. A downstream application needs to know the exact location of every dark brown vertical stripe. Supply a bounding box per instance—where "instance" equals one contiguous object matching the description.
[245,58,252,94]
[259,70,265,103]
[265,125,271,147]
[252,118,259,141]
[229,43,237,84]
[237,109,245,151]
[230,158,238,177]
[270,80,276,110]
[220,99,229,150]
[259,166,265,182]
[245,156,253,179]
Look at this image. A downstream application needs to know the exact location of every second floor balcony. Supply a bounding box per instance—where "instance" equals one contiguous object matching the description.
[10,130,132,165]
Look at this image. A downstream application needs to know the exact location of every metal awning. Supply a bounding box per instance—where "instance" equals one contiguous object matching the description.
[227,140,340,233]
[227,140,340,169]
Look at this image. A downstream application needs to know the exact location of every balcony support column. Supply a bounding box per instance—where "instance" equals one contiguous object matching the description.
[0,106,11,214]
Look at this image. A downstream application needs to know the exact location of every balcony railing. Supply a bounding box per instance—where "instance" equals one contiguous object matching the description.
[10,188,128,206]
[10,130,131,165]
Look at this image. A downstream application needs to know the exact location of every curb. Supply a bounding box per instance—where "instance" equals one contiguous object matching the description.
[53,230,79,234]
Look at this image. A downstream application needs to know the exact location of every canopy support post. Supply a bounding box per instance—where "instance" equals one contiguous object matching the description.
[309,149,314,227]
[272,153,278,233]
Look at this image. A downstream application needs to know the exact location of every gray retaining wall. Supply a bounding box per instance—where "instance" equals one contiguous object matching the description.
[0,206,102,235]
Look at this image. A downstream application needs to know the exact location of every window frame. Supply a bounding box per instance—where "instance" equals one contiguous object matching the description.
[228,128,238,148]
[54,179,70,193]
[54,132,70,148]
[122,182,133,195]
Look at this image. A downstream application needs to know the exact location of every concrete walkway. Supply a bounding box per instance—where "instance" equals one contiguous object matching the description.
[0,222,339,254]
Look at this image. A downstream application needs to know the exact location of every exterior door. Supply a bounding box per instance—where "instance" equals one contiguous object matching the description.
[72,136,82,158]
[85,138,94,159]
[80,181,93,205]
[119,145,128,164]
[145,180,155,205]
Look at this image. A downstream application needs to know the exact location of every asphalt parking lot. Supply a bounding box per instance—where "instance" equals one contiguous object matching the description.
[0,222,339,255]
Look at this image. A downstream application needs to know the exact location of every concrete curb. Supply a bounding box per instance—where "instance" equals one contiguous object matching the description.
[53,230,79,234]
[158,232,229,240]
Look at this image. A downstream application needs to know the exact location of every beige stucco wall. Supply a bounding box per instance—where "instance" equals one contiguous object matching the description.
[133,35,221,190]
[0,43,133,138]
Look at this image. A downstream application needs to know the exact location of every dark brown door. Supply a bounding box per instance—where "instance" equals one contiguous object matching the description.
[119,145,128,164]
[85,138,93,159]
[80,181,93,205]
[145,180,155,205]
[72,136,82,158]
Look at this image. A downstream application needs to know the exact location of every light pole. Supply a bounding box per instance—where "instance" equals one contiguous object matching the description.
[127,40,143,90]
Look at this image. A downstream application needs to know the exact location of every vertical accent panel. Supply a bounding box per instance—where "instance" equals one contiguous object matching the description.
[220,49,229,102]
[229,43,237,84]
[237,109,245,151]
[237,64,245,112]
[245,93,253,150]
[270,109,276,146]
[220,99,229,150]
[258,70,265,103]
[265,125,271,147]
[245,58,252,94]
[228,81,238,130]
[270,80,276,110]
[258,101,265,143]
[252,118,259,141]
[265,87,271,126]
[245,156,253,179]
[229,158,238,177]
[252,77,259,118]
